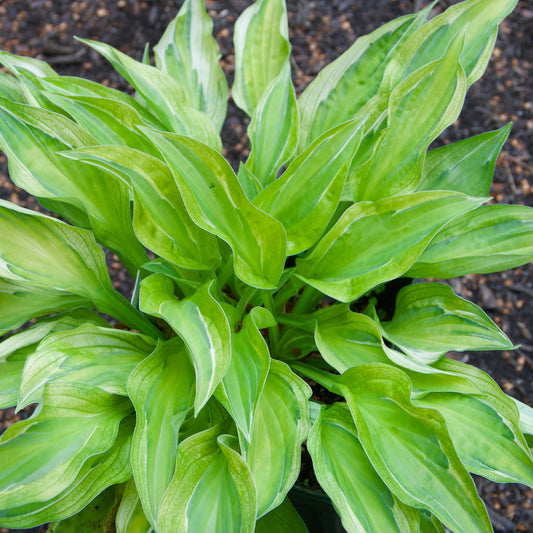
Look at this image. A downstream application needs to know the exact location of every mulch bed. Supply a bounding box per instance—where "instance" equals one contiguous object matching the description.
[0,1,532,531]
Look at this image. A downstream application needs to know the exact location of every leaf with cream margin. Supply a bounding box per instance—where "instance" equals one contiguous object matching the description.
[338,364,492,533]
[115,478,155,533]
[127,338,196,529]
[254,118,363,255]
[153,0,228,132]
[406,204,533,279]
[295,191,484,302]
[308,403,420,533]
[65,145,221,272]
[233,0,290,116]
[17,324,156,408]
[242,360,311,518]
[0,200,161,338]
[380,282,513,364]
[0,383,132,512]
[140,274,230,414]
[142,130,286,289]
[157,429,256,533]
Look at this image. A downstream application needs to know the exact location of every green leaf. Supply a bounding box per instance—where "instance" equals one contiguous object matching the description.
[0,278,90,334]
[254,118,363,255]
[77,38,222,150]
[0,383,132,512]
[0,71,26,103]
[382,0,518,89]
[140,274,231,413]
[0,200,160,338]
[254,496,308,533]
[216,307,271,441]
[115,478,155,533]
[65,145,221,272]
[295,192,484,302]
[153,0,228,133]
[47,485,118,533]
[380,282,513,364]
[338,364,492,533]
[158,429,257,533]
[127,338,196,528]
[308,403,420,533]
[246,61,299,187]
[243,360,311,518]
[0,416,133,529]
[297,8,428,152]
[233,0,290,116]
[351,38,467,201]
[18,324,156,408]
[407,204,533,278]
[0,97,148,272]
[418,124,511,196]
[415,392,533,486]
[315,305,390,372]
[142,130,287,289]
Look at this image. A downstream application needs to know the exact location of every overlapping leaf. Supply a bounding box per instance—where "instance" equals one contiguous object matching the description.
[295,191,484,302]
[115,478,155,533]
[142,130,286,289]
[254,497,308,533]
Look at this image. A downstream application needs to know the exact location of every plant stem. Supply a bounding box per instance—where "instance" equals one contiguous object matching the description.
[291,361,342,395]
[293,285,324,314]
[273,277,305,312]
[236,286,257,320]
[261,292,280,355]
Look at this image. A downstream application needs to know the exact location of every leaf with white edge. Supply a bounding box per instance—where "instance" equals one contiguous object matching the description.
[418,124,511,196]
[237,162,263,200]
[243,360,311,518]
[0,97,148,272]
[127,338,196,529]
[0,278,90,334]
[140,274,230,414]
[0,416,133,529]
[116,478,155,533]
[18,324,156,408]
[308,403,420,533]
[0,383,132,511]
[415,392,533,486]
[295,192,485,302]
[153,0,228,132]
[0,200,161,338]
[246,61,298,187]
[297,8,428,152]
[381,0,518,89]
[380,282,513,364]
[254,119,363,255]
[351,38,467,201]
[77,38,222,150]
[158,429,256,533]
[338,364,492,533]
[254,496,308,533]
[233,0,290,116]
[0,71,26,103]
[407,204,533,278]
[315,305,390,373]
[66,145,221,271]
[216,307,271,441]
[142,130,286,289]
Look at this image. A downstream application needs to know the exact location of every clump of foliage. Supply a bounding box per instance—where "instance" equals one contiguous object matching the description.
[0,0,532,532]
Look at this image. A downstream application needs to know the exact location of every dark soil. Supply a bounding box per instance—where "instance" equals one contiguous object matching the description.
[0,0,532,532]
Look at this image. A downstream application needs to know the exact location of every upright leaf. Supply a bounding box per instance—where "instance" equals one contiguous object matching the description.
[407,204,533,278]
[254,496,308,533]
[295,192,484,302]
[158,429,256,533]
[380,282,513,364]
[127,338,196,528]
[115,478,155,533]
[142,130,286,289]
[418,124,511,196]
[140,274,231,413]
[233,0,290,116]
[153,0,228,132]
[243,360,311,518]
[339,364,492,533]
[254,119,363,255]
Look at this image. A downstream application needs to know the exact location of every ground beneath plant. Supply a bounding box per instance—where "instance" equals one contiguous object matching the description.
[0,1,532,532]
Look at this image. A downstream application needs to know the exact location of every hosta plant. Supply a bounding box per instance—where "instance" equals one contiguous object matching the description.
[0,0,532,531]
